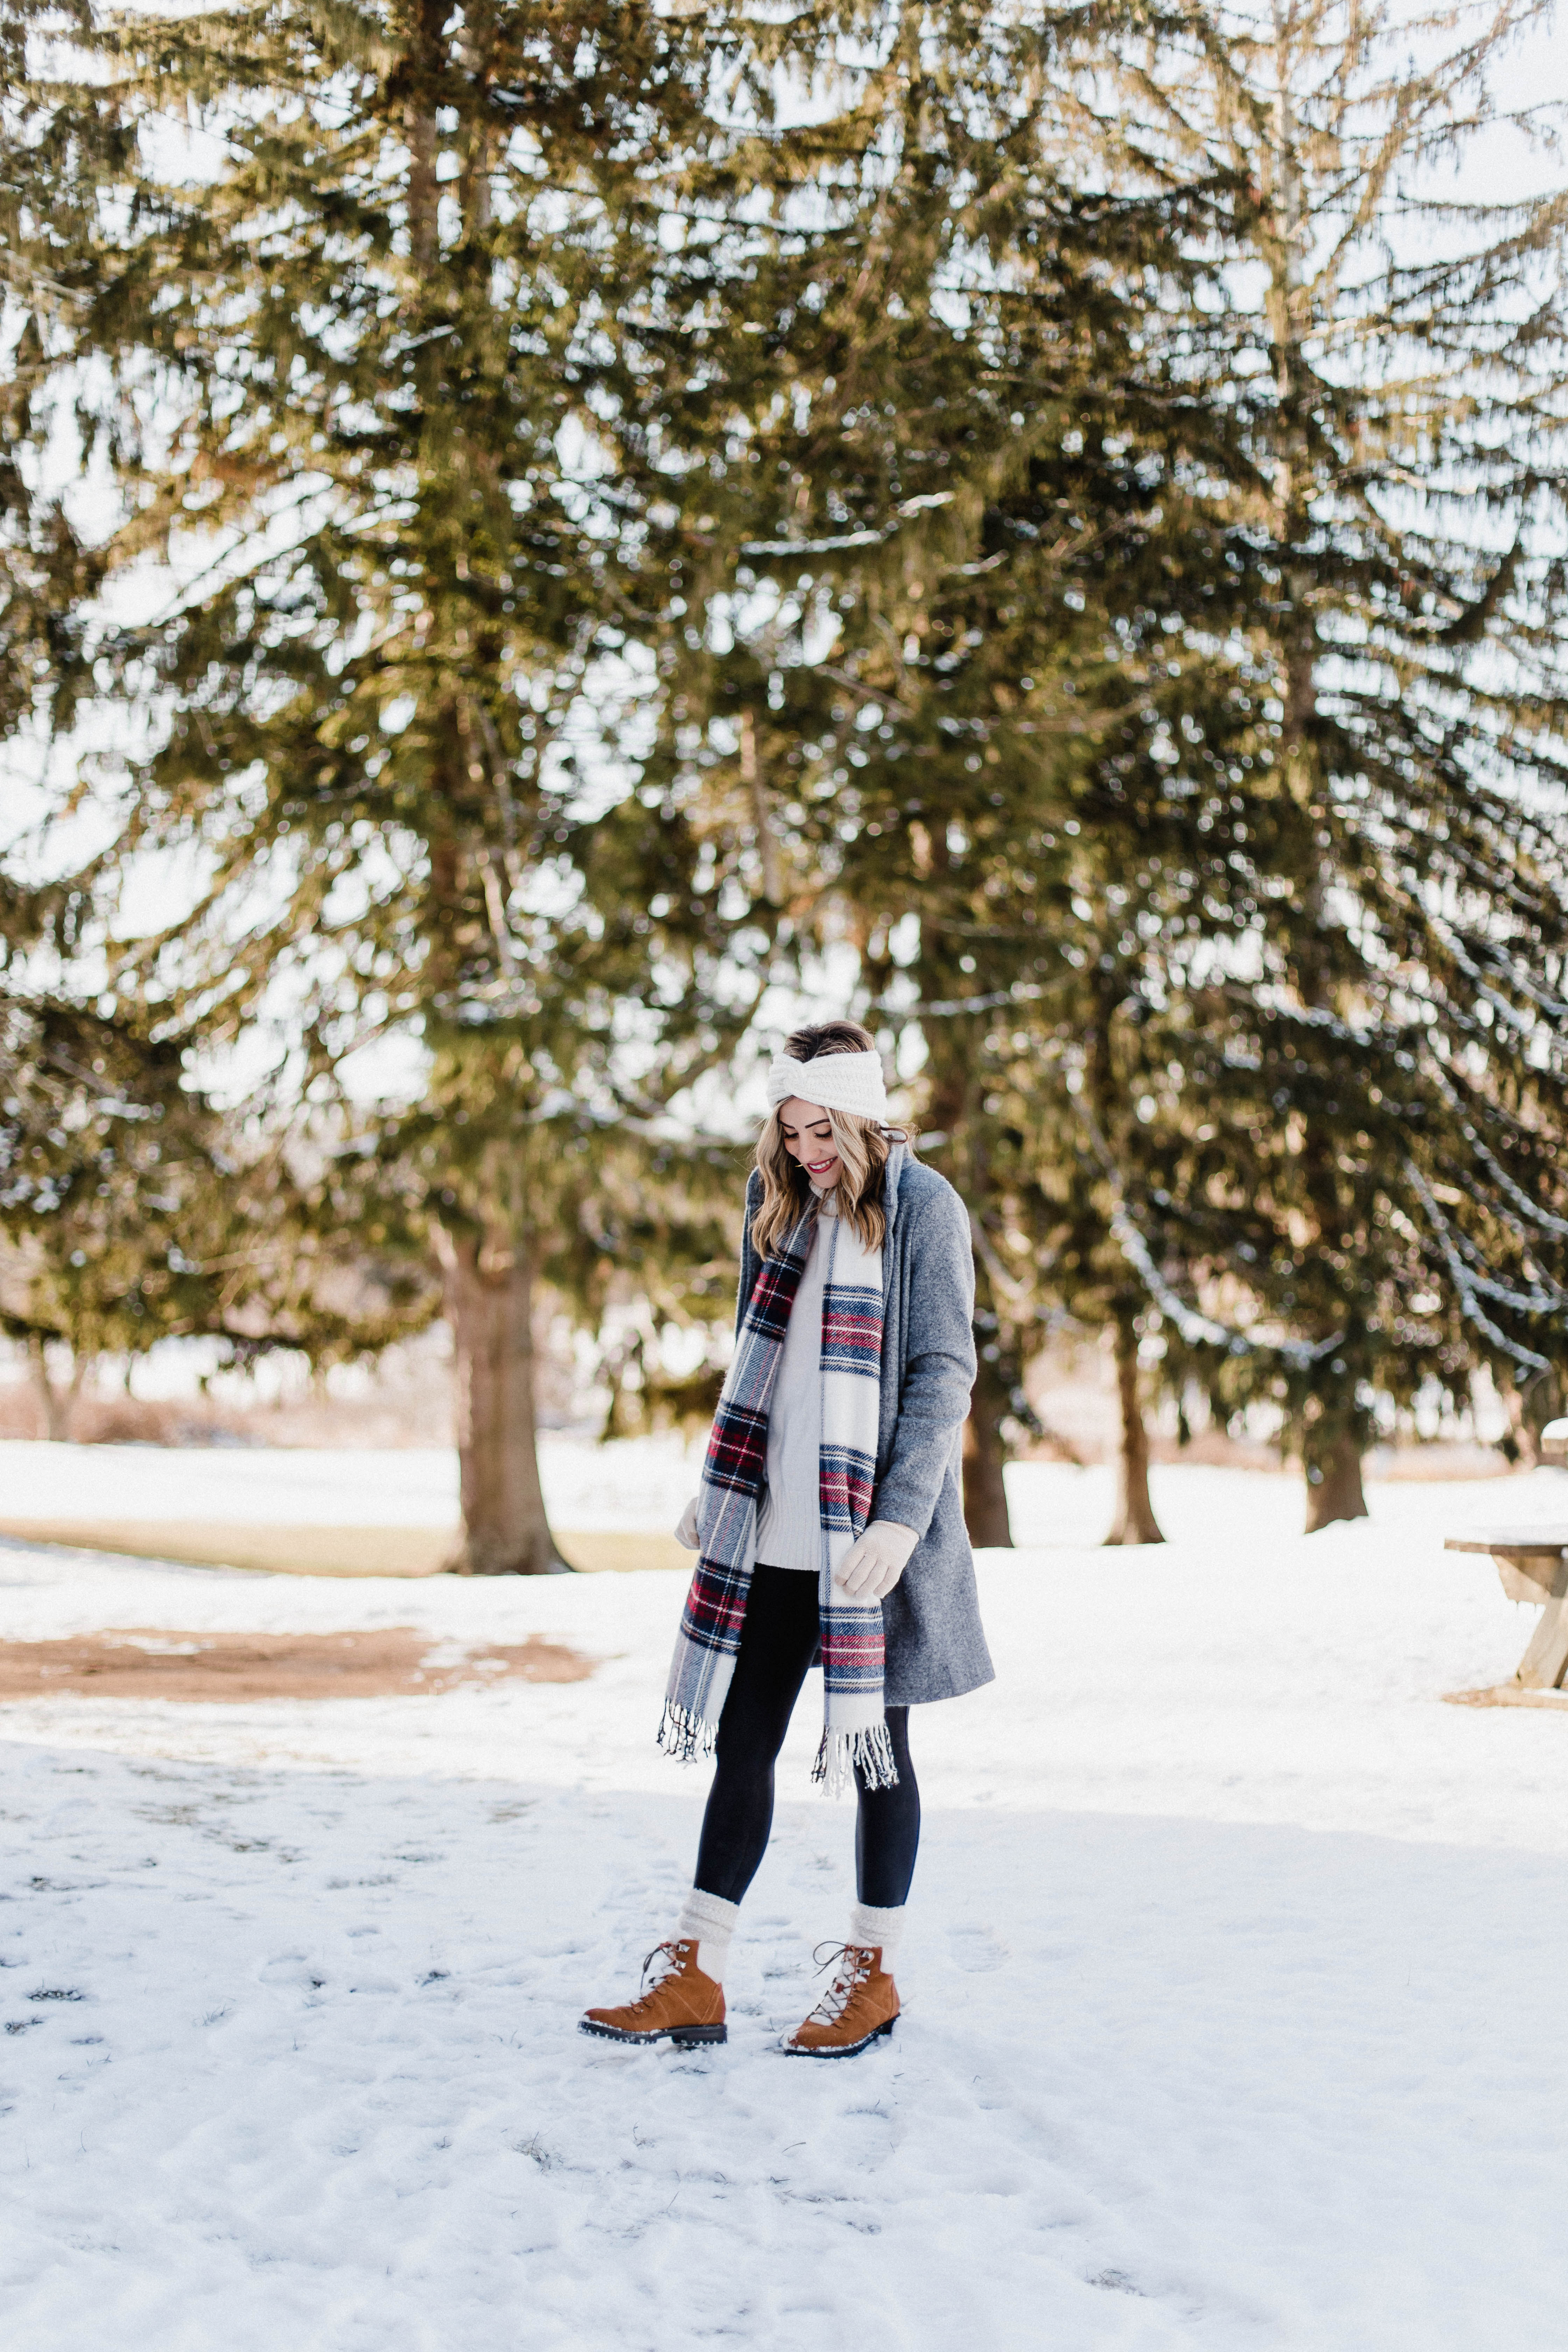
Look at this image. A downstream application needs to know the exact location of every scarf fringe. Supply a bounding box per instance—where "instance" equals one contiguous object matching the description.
[812,1722,900,1798]
[658,1699,718,1765]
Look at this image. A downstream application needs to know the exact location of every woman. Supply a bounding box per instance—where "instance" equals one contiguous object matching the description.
[581,1021,994,2058]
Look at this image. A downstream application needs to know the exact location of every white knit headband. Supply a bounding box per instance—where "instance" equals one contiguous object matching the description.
[766,1048,889,1123]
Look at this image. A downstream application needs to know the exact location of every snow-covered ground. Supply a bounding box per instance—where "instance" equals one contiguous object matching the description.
[4,1448,1568,2349]
[0,1432,698,1533]
[0,1430,1532,1546]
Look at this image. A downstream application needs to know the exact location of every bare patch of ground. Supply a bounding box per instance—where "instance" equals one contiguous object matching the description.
[0,1521,688,1577]
[0,1521,453,1577]
[0,1628,595,1703]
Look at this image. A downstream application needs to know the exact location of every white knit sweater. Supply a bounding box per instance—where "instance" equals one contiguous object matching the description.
[753,1190,836,1572]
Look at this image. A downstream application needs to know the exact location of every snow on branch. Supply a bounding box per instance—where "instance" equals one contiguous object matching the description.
[1404,1161,1553,1372]
[1426,1066,1568,1242]
[742,492,955,559]
[1072,1093,1343,1370]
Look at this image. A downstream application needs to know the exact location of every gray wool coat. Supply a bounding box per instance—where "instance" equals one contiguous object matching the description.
[736,1151,996,1708]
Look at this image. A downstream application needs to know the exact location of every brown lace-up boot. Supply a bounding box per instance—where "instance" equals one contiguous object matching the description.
[580,1939,727,2047]
[782,1943,899,2058]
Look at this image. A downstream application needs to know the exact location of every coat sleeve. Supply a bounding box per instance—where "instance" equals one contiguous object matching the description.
[872,1189,977,1537]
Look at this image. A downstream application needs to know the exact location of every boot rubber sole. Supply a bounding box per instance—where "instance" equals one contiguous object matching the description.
[782,2014,897,2059]
[578,2017,727,2047]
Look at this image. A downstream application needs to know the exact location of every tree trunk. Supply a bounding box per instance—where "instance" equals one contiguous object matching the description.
[1303,1426,1368,1532]
[1502,1377,1541,1467]
[436,1224,570,1574]
[1503,1371,1562,1469]
[1104,1317,1164,1546]
[28,1336,85,1443]
[962,1361,1013,1547]
[740,709,785,905]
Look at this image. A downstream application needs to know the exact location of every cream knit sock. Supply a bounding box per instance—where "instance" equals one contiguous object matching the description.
[676,1888,739,1984]
[849,1900,905,1964]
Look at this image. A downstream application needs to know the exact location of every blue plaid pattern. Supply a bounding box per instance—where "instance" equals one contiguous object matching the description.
[703,1401,771,1496]
[819,1442,876,1534]
[742,1253,801,1346]
[821,1282,883,1376]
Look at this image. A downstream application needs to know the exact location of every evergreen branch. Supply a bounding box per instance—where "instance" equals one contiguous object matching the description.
[1405,1159,1554,1371]
[1072,1080,1342,1368]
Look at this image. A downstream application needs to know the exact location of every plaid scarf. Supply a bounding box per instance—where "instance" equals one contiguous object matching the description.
[659,1178,898,1794]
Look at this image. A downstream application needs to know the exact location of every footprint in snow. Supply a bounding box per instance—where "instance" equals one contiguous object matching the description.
[947,1926,1006,1973]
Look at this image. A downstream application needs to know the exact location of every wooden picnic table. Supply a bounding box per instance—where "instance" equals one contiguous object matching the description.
[1444,1526,1568,1696]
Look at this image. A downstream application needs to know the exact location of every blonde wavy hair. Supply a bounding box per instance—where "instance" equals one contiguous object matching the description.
[751,1021,895,1259]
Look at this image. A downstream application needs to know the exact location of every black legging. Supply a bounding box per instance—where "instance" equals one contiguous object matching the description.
[693,1563,921,1909]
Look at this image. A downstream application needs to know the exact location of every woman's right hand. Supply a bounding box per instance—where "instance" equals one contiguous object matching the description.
[674,1495,701,1550]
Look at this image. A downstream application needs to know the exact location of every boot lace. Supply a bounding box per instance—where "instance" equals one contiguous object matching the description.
[624,1940,688,2016]
[803,1941,873,2027]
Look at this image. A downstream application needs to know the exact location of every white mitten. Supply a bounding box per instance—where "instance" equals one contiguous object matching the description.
[674,1495,701,1550]
[835,1520,918,1601]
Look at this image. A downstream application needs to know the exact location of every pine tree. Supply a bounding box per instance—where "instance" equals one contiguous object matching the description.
[648,0,1568,1536]
[0,971,433,1433]
[1057,0,1568,1522]
[639,2,1257,1541]
[0,0,123,747]
[18,0,782,1563]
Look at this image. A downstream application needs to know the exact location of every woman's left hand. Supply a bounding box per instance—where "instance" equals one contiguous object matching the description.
[835,1520,918,1601]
